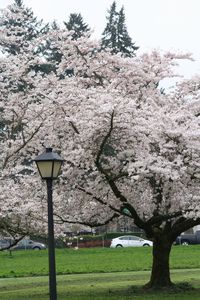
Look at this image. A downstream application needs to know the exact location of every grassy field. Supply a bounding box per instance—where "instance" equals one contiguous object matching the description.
[1,245,200,277]
[0,245,200,299]
[0,270,200,299]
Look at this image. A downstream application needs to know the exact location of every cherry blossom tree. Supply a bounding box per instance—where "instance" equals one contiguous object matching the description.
[0,24,124,241]
[0,48,48,242]
[0,0,53,241]
[1,14,200,288]
[43,38,200,288]
[51,48,200,288]
[33,33,200,287]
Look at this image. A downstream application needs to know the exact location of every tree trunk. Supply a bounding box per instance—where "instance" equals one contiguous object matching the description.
[145,235,173,289]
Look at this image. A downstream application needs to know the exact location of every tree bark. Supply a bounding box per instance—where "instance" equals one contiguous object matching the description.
[145,235,173,289]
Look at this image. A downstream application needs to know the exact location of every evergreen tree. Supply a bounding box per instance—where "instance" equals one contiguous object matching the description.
[37,21,63,73]
[0,0,57,75]
[64,13,90,40]
[117,7,139,57]
[101,1,138,57]
[0,0,45,55]
[101,1,118,53]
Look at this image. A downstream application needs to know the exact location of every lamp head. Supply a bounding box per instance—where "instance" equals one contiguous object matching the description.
[34,148,63,179]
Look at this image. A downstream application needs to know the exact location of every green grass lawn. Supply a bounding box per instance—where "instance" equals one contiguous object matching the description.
[0,245,200,299]
[1,245,200,278]
[1,270,200,300]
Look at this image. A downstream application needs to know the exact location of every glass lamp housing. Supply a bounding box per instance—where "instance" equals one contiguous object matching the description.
[34,148,63,179]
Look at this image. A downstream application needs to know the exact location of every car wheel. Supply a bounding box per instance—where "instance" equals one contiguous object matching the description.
[116,244,123,248]
[143,244,150,247]
[33,246,41,250]
[181,240,189,246]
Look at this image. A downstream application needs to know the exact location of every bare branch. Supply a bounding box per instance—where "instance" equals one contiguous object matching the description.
[54,212,119,228]
[77,185,121,214]
[2,122,43,169]
[61,107,80,134]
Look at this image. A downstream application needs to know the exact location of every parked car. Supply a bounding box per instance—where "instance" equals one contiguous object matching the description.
[110,235,153,248]
[175,230,200,245]
[11,239,46,250]
[0,238,12,250]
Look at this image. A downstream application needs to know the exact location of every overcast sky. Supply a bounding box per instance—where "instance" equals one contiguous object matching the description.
[1,0,200,78]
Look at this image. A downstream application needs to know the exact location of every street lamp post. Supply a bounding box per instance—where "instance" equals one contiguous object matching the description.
[34,147,63,300]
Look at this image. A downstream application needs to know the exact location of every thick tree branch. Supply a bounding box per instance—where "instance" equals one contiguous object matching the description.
[95,111,146,230]
[171,217,200,239]
[146,211,183,227]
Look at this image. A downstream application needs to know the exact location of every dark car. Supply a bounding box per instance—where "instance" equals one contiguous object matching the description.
[174,230,200,245]
[11,239,46,250]
[0,238,12,250]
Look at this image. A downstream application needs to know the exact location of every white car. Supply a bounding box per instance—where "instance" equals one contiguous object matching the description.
[110,235,153,248]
